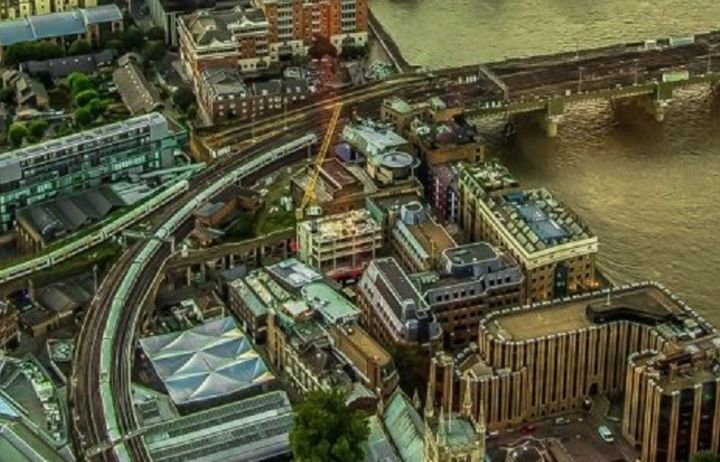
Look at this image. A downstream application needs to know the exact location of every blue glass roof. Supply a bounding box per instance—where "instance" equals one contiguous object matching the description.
[516,203,568,243]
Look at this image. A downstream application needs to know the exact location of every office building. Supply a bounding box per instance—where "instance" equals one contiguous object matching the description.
[429,282,719,460]
[357,257,443,349]
[0,113,185,232]
[145,0,219,47]
[412,242,524,349]
[459,161,598,303]
[296,209,383,280]
[0,5,123,62]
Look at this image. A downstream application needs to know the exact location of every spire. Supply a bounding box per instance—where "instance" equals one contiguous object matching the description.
[475,399,486,436]
[424,385,434,419]
[413,388,421,410]
[462,380,473,418]
[437,406,447,446]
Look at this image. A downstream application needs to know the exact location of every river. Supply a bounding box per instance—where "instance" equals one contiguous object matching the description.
[371,0,720,322]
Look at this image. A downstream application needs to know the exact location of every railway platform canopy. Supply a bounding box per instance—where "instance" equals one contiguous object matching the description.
[138,316,275,410]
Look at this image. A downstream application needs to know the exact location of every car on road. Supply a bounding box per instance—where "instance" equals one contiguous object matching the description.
[554,417,571,425]
[598,425,615,443]
[520,424,536,435]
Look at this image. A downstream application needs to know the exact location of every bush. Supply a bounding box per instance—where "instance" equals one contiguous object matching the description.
[28,119,48,140]
[123,27,145,52]
[74,107,93,127]
[340,44,368,61]
[8,122,28,147]
[89,98,108,117]
[172,86,196,113]
[0,87,13,104]
[74,89,100,108]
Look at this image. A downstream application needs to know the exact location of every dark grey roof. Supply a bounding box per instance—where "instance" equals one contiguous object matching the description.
[21,50,116,79]
[113,62,163,115]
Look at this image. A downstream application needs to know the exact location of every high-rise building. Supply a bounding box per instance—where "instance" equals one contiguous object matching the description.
[458,161,598,303]
[0,113,185,231]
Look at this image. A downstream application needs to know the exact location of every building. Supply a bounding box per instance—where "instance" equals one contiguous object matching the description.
[137,316,275,411]
[427,162,460,223]
[0,70,48,109]
[381,96,422,133]
[0,113,184,232]
[20,49,115,79]
[296,209,383,280]
[145,0,218,48]
[256,0,368,55]
[112,54,163,115]
[143,390,294,462]
[196,66,310,122]
[357,257,443,349]
[459,161,598,303]
[0,5,123,62]
[430,282,720,462]
[0,302,19,348]
[389,200,456,273]
[0,0,96,21]
[178,7,272,81]
[412,242,524,349]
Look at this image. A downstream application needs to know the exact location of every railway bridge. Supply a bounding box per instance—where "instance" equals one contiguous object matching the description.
[457,31,720,136]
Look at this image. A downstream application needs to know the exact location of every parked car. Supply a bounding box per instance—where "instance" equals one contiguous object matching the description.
[520,424,536,435]
[554,417,571,425]
[598,425,615,443]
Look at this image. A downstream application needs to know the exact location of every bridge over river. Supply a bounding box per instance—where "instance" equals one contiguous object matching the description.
[430,31,720,136]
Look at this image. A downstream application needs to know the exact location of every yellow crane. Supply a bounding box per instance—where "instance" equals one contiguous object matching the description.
[296,104,343,220]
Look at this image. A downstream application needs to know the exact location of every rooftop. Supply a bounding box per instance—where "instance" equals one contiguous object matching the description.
[113,58,163,115]
[443,242,498,266]
[334,322,392,367]
[266,258,323,289]
[383,96,414,115]
[301,282,360,325]
[484,283,709,342]
[382,391,424,462]
[298,209,381,243]
[461,162,596,256]
[139,317,274,406]
[182,7,268,47]
[0,5,122,47]
[342,119,408,157]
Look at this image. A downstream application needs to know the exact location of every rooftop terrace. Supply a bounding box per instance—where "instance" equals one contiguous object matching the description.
[299,209,381,243]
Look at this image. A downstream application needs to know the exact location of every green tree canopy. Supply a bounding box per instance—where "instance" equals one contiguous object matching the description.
[692,453,720,462]
[145,26,166,41]
[0,87,13,104]
[142,41,166,63]
[68,72,92,96]
[89,98,108,117]
[3,41,64,65]
[28,119,48,141]
[68,39,92,56]
[123,27,145,52]
[172,86,196,113]
[74,107,93,127]
[74,89,100,108]
[8,122,28,147]
[290,389,369,462]
[340,44,368,61]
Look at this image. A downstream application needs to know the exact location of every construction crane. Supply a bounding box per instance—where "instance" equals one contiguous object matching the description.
[296,104,343,220]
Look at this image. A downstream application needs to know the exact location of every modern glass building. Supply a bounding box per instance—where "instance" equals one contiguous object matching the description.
[0,113,186,231]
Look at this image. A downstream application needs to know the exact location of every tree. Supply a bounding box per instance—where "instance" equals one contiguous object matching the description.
[74,107,93,127]
[142,41,166,63]
[123,26,145,52]
[692,453,720,462]
[145,26,166,42]
[172,86,196,113]
[104,39,124,54]
[290,389,369,462]
[8,122,28,147]
[0,87,13,104]
[68,39,92,56]
[308,36,337,60]
[340,44,368,61]
[34,41,64,60]
[68,72,92,95]
[89,98,108,118]
[28,119,48,140]
[74,89,100,108]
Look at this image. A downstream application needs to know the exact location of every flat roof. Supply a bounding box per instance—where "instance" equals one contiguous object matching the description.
[266,258,322,289]
[301,282,359,324]
[299,209,381,243]
[486,284,695,341]
[337,323,392,366]
[408,222,456,257]
[444,242,498,265]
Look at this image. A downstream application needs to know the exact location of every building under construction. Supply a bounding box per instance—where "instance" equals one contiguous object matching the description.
[296,209,383,281]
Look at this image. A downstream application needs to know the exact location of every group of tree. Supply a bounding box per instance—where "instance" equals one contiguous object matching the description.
[172,85,197,119]
[340,44,369,61]
[693,453,720,462]
[68,72,108,128]
[290,389,370,462]
[7,119,48,147]
[101,26,166,64]
[3,41,64,66]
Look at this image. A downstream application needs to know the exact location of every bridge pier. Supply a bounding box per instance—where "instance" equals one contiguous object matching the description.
[533,98,565,138]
